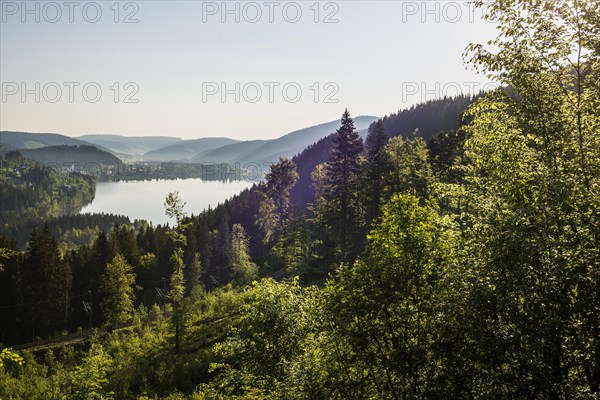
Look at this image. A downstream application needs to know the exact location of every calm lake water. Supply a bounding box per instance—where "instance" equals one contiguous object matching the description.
[80,179,254,226]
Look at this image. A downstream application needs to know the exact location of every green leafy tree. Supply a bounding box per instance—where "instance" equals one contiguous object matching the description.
[71,343,114,400]
[164,191,187,224]
[454,0,600,396]
[100,253,135,325]
[309,163,337,275]
[324,194,456,398]
[208,278,317,396]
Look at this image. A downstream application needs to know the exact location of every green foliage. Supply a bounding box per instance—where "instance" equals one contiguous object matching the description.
[257,158,299,244]
[229,224,258,287]
[454,0,600,396]
[165,192,187,226]
[295,195,458,398]
[258,158,306,278]
[165,191,192,250]
[362,119,389,225]
[0,246,16,271]
[382,136,436,201]
[206,278,317,397]
[0,348,23,369]
[101,253,136,325]
[71,343,114,400]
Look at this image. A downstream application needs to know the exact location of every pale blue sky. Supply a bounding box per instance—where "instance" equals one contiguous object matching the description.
[1,1,497,139]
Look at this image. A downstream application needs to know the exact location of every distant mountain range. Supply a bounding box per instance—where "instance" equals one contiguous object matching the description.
[142,137,241,162]
[1,115,379,166]
[75,134,183,161]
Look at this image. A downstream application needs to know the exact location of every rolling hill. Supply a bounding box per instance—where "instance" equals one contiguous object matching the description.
[0,131,98,151]
[14,145,123,171]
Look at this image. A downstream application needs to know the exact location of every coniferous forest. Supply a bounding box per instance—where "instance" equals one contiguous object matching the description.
[1,1,599,398]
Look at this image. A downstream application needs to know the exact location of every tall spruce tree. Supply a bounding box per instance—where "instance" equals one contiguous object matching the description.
[365,119,388,157]
[325,109,364,263]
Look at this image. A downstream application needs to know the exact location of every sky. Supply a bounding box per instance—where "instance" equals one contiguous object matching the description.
[0,0,498,140]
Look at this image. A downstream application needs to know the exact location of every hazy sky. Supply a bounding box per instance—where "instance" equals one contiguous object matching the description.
[1,1,498,140]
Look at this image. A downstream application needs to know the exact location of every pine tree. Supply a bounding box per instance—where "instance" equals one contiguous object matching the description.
[365,119,388,157]
[324,109,364,263]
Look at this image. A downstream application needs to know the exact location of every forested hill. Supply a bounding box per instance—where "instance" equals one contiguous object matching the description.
[290,94,477,205]
[0,154,96,236]
[380,94,476,141]
[12,145,123,171]
[0,130,96,150]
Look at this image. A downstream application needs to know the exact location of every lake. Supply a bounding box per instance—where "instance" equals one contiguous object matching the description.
[80,179,255,226]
